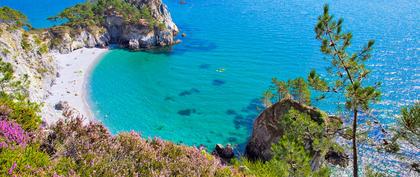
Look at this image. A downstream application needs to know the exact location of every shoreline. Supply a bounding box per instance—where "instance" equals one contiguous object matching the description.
[41,48,109,124]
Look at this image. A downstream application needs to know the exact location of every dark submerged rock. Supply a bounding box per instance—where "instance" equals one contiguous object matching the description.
[212,79,225,86]
[226,109,237,115]
[199,64,210,69]
[177,109,196,116]
[178,88,200,96]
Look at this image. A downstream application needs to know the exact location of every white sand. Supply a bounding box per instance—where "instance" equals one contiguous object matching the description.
[41,48,108,124]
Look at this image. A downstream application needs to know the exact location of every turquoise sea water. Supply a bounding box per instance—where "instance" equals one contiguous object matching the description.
[2,0,419,151]
[89,0,420,150]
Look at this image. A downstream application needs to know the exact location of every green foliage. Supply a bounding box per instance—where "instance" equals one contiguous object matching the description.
[262,90,275,107]
[308,70,328,94]
[0,144,50,175]
[21,32,32,51]
[312,4,381,111]
[264,77,311,106]
[0,94,41,131]
[399,102,420,136]
[234,157,289,176]
[34,36,42,45]
[48,3,95,27]
[39,44,49,54]
[49,0,156,28]
[390,102,420,147]
[273,109,331,176]
[0,7,30,29]
[311,5,381,176]
[0,58,41,131]
[214,167,234,177]
[236,110,333,177]
[1,48,10,55]
[158,22,166,30]
[365,166,388,177]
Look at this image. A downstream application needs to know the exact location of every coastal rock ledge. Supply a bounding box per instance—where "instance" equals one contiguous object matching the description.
[47,0,179,53]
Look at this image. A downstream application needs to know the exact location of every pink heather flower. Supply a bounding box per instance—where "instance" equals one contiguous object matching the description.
[53,173,62,177]
[8,162,17,175]
[0,120,29,147]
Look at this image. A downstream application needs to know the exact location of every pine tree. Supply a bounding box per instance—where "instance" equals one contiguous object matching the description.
[309,4,381,177]
[263,77,311,107]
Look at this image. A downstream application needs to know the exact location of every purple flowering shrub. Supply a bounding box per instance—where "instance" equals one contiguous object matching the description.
[0,119,29,148]
[41,118,237,176]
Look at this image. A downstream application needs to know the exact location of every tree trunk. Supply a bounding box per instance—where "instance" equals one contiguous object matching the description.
[352,109,358,177]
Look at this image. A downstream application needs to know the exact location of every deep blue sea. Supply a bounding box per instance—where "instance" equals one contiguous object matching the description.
[2,0,419,165]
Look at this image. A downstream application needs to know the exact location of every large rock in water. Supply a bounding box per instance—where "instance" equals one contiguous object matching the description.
[245,98,346,169]
[48,0,179,53]
[98,0,179,50]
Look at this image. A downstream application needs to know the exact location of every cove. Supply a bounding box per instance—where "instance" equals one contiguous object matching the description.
[88,0,419,149]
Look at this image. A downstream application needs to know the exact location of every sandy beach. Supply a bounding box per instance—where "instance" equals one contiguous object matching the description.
[41,48,108,124]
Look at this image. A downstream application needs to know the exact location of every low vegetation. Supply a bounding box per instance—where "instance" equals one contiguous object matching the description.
[48,0,158,28]
[0,7,30,29]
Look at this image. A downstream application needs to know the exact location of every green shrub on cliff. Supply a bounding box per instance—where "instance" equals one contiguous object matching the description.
[235,109,332,177]
[0,58,41,131]
[21,32,32,52]
[49,0,156,28]
[0,94,41,131]
[0,144,51,176]
[0,7,30,29]
[399,102,420,136]
[386,102,420,150]
[263,77,311,107]
[272,109,331,176]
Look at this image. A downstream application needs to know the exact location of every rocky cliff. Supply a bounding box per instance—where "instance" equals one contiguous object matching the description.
[47,0,179,54]
[245,98,348,170]
[0,24,55,103]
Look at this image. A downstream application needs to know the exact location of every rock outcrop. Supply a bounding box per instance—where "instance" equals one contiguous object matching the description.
[212,144,235,163]
[325,148,349,167]
[47,0,179,54]
[245,98,346,169]
[45,26,110,54]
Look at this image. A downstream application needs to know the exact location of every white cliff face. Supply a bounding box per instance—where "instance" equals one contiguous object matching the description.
[0,24,56,103]
[47,26,110,54]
